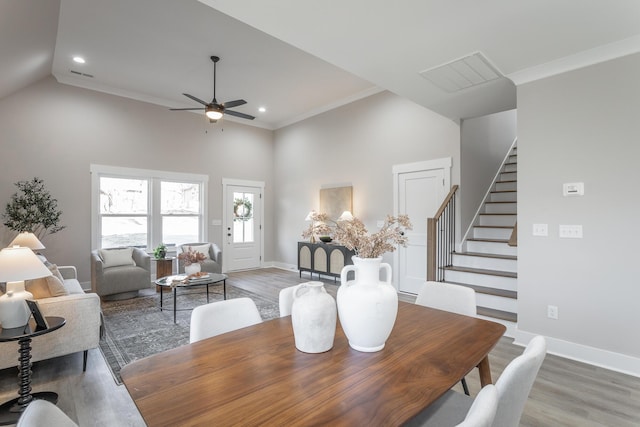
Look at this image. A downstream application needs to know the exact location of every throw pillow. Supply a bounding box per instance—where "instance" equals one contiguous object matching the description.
[48,264,65,282]
[26,278,52,299]
[99,248,136,268]
[183,244,210,260]
[46,275,69,297]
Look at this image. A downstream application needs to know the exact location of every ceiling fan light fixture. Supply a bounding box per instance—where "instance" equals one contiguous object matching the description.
[205,106,223,120]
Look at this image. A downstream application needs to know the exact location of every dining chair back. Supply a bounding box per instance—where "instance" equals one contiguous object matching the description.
[190,297,262,343]
[456,384,498,427]
[279,284,302,317]
[415,281,476,395]
[415,281,476,316]
[17,399,78,427]
[492,335,547,426]
[404,335,547,427]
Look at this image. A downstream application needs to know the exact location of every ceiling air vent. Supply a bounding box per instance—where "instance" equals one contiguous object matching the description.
[419,52,502,93]
[70,70,94,78]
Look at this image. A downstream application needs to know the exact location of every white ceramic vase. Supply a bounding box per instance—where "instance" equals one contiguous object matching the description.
[184,263,201,275]
[0,281,34,328]
[291,281,337,353]
[337,256,398,352]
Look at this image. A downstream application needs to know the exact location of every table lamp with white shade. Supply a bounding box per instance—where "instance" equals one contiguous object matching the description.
[9,232,46,251]
[0,246,52,328]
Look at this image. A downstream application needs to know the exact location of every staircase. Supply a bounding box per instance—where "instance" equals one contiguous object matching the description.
[445,144,518,328]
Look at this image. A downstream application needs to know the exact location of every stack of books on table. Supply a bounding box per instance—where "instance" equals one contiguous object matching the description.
[186,274,210,284]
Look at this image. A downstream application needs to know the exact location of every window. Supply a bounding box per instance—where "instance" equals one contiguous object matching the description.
[232,192,254,243]
[91,165,208,250]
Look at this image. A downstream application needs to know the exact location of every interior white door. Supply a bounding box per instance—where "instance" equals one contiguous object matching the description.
[397,169,446,294]
[225,185,262,271]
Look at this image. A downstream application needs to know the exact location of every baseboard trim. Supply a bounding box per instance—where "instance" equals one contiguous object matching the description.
[513,329,640,378]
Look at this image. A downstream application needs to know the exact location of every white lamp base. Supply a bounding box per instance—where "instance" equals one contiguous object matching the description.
[0,281,33,328]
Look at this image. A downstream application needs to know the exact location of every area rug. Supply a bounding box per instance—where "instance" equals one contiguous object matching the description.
[99,285,280,385]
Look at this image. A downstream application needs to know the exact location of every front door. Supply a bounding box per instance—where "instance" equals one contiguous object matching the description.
[223,181,263,271]
[394,159,450,294]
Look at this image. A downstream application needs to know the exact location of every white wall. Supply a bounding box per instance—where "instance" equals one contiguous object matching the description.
[460,110,517,235]
[0,77,274,282]
[517,53,640,372]
[273,91,460,268]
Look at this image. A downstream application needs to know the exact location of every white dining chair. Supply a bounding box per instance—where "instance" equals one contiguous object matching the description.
[455,384,498,427]
[405,335,547,427]
[189,297,262,343]
[415,281,477,395]
[279,284,302,317]
[17,400,78,427]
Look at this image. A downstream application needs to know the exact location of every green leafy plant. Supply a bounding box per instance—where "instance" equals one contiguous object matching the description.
[153,243,167,259]
[3,177,65,239]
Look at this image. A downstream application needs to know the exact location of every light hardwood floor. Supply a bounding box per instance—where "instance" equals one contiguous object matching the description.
[0,268,638,426]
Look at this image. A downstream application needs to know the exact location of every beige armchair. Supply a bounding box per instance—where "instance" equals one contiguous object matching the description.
[178,243,222,274]
[91,247,151,300]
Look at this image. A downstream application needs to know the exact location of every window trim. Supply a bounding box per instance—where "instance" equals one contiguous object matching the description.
[91,164,208,250]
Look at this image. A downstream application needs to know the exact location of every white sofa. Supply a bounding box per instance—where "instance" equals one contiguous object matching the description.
[0,266,101,372]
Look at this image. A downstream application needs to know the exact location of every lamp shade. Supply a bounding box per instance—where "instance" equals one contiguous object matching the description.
[305,211,316,221]
[9,232,45,250]
[205,106,223,120]
[338,211,354,221]
[0,246,52,282]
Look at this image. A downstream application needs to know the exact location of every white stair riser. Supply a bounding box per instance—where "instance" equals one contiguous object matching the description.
[484,202,517,214]
[494,181,516,191]
[500,171,517,181]
[452,254,517,272]
[476,293,518,313]
[503,163,517,173]
[508,154,517,162]
[490,191,517,202]
[473,227,513,239]
[466,240,517,256]
[478,214,517,227]
[444,270,517,290]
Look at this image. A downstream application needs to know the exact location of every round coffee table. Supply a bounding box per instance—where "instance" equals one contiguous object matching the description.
[155,273,227,323]
[0,316,65,425]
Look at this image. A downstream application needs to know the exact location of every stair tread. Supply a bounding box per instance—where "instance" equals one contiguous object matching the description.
[454,251,517,260]
[479,213,517,216]
[485,201,516,204]
[495,180,517,184]
[474,225,514,229]
[467,238,510,243]
[445,265,517,278]
[477,307,518,322]
[445,281,517,299]
[490,190,517,193]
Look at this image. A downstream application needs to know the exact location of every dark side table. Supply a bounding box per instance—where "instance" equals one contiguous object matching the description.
[0,316,65,425]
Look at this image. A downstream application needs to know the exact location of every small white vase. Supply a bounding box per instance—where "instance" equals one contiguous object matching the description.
[184,263,201,275]
[337,256,398,352]
[291,281,337,353]
[0,281,34,328]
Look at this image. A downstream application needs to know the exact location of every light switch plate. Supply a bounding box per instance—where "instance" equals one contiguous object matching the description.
[559,224,583,238]
[563,182,584,196]
[532,224,548,237]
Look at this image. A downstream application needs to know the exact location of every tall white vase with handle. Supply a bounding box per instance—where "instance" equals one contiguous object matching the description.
[337,256,398,352]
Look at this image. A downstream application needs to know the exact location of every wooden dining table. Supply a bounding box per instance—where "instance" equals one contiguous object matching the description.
[121,301,505,426]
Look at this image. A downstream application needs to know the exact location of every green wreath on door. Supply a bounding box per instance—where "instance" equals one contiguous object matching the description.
[233,197,253,221]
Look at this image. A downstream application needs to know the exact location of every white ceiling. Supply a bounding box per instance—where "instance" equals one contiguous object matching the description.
[3,0,640,129]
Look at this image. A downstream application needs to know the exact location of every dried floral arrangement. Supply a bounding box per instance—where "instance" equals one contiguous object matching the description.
[302,212,413,258]
[178,247,207,266]
[333,214,412,258]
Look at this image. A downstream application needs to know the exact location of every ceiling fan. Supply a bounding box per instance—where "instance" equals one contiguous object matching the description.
[170,56,255,123]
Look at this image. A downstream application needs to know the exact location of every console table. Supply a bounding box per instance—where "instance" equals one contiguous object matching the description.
[298,241,355,280]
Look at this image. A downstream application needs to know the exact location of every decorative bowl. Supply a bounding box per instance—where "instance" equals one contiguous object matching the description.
[319,236,333,243]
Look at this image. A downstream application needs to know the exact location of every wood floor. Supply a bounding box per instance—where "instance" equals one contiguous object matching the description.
[0,267,638,426]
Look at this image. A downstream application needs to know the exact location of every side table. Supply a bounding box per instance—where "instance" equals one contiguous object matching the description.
[0,316,65,425]
[154,257,174,293]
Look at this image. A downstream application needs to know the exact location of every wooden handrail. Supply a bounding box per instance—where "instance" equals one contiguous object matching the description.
[433,185,459,220]
[427,185,459,281]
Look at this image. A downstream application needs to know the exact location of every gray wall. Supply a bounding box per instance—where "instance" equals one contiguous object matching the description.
[273,91,460,267]
[460,110,517,235]
[0,77,275,282]
[517,53,640,359]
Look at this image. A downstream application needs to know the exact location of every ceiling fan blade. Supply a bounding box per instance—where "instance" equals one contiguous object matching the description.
[170,107,203,111]
[225,109,255,120]
[183,93,209,106]
[222,99,247,109]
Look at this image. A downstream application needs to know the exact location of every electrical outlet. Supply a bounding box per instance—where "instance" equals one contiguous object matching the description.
[547,305,558,319]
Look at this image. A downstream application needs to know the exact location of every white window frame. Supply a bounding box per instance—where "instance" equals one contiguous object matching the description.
[90,164,208,250]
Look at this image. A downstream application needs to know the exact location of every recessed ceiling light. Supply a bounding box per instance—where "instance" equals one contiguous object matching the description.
[258,107,266,113]
[73,56,86,64]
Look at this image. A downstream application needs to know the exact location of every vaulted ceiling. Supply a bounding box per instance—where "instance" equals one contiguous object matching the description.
[2,0,639,129]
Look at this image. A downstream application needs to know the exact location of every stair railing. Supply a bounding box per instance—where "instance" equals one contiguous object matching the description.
[427,185,459,282]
